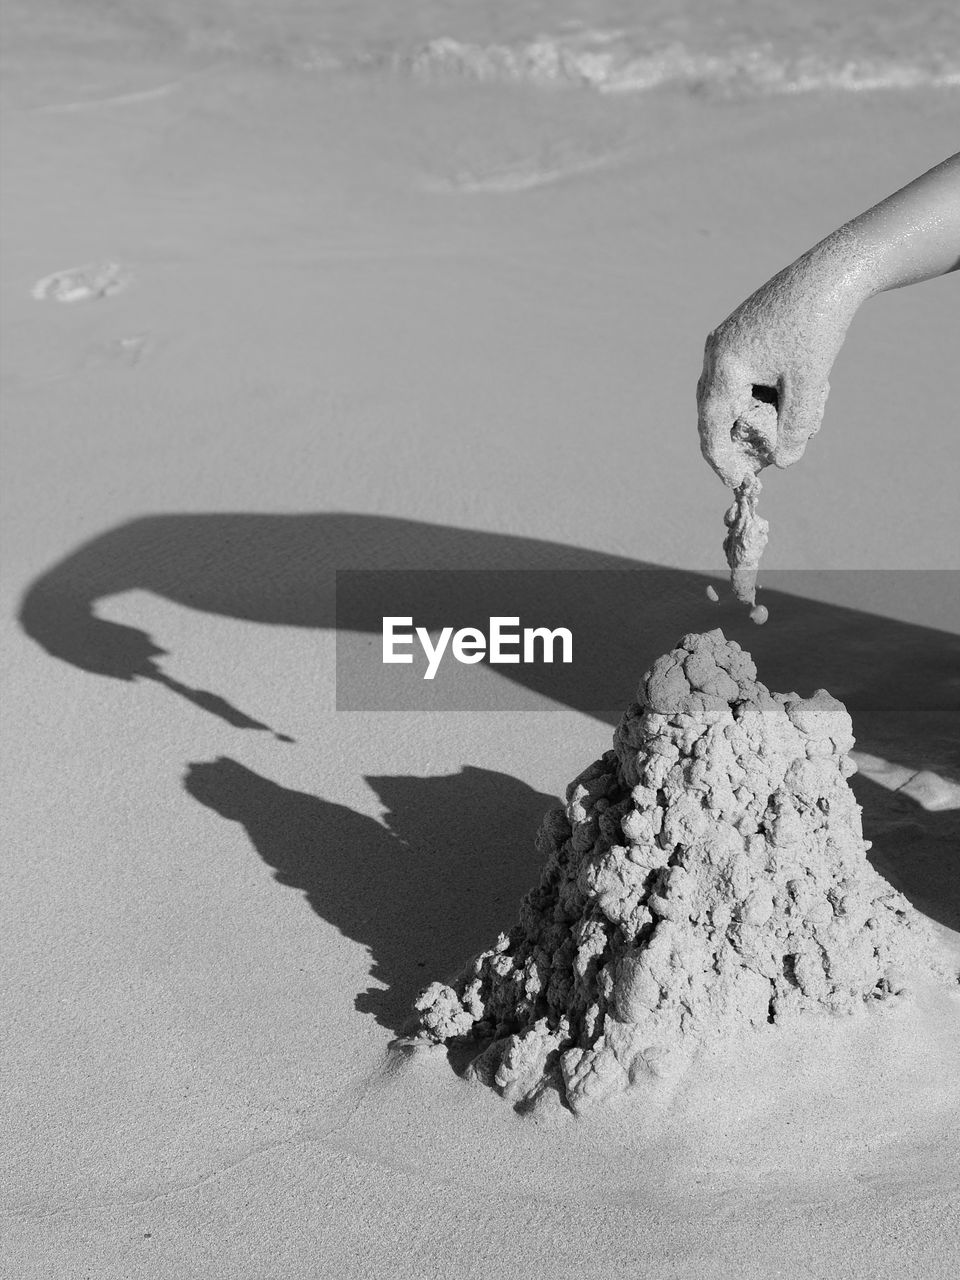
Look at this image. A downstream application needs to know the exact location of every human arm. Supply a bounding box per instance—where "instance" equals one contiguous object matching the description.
[698,152,960,487]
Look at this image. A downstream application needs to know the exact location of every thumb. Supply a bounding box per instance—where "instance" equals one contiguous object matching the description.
[774,374,829,468]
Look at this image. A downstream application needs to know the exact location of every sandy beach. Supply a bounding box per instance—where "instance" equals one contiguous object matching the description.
[2,7,959,1276]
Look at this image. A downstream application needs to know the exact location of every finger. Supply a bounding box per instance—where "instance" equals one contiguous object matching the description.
[698,347,756,486]
[774,374,830,468]
[698,390,753,487]
[731,396,779,469]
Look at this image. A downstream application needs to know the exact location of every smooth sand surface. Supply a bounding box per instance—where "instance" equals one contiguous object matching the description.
[2,47,959,1279]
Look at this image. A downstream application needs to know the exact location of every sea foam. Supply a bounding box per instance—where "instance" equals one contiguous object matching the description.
[386,35,960,97]
[8,1,960,100]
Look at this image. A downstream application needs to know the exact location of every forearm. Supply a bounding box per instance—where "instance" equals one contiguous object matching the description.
[697,152,960,490]
[808,152,960,306]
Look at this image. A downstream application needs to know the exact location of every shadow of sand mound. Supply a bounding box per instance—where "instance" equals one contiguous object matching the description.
[184,758,554,1034]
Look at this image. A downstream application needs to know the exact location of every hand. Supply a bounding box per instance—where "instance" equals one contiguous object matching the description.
[18,583,167,681]
[697,250,860,487]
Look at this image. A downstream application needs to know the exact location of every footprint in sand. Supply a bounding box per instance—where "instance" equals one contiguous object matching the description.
[32,262,131,303]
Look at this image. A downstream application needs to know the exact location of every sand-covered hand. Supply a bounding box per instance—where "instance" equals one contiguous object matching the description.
[696,250,857,487]
[698,151,960,490]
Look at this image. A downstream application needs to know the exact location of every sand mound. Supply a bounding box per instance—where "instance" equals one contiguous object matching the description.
[410,629,948,1113]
